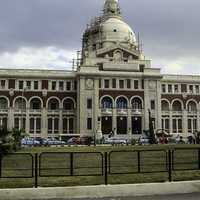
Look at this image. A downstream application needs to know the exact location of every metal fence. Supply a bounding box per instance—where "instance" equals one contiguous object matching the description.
[0,148,200,188]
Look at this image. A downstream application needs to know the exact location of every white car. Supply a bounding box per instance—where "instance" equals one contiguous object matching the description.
[104,138,127,145]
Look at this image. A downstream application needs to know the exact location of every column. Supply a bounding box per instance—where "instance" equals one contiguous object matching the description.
[182,110,187,135]
[169,111,173,133]
[59,110,63,135]
[112,109,117,135]
[25,109,29,134]
[42,108,48,138]
[156,80,162,129]
[197,106,200,131]
[127,109,132,133]
[144,79,150,130]
[8,107,14,131]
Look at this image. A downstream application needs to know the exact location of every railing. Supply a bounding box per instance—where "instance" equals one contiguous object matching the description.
[1,148,200,188]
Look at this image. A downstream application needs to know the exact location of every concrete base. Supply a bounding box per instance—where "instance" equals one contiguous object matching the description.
[0,181,200,200]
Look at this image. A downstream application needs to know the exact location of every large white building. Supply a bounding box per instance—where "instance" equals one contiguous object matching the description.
[0,0,199,140]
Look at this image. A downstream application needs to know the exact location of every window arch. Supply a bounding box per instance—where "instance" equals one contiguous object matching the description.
[172,100,182,111]
[187,100,197,111]
[63,98,75,110]
[131,97,142,110]
[14,97,27,110]
[161,100,170,111]
[47,98,60,110]
[29,97,42,110]
[116,97,128,109]
[0,97,9,110]
[101,96,113,109]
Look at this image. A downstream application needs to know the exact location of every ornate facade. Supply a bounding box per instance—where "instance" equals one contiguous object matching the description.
[0,0,199,140]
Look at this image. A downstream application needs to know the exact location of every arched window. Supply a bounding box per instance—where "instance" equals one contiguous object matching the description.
[131,97,142,110]
[15,98,26,110]
[116,97,128,109]
[30,98,42,110]
[0,97,8,110]
[63,98,75,110]
[101,97,113,109]
[187,101,197,112]
[172,100,182,111]
[48,98,59,110]
[161,100,170,111]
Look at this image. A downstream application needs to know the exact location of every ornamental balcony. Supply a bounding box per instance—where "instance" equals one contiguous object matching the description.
[131,109,143,115]
[101,108,113,115]
[117,108,128,115]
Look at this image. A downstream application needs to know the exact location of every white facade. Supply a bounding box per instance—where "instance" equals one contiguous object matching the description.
[0,0,199,140]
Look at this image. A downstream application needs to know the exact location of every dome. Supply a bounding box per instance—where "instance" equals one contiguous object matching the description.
[100,17,137,45]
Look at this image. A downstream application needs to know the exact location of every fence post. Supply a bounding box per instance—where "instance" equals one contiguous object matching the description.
[168,150,172,182]
[198,149,200,170]
[104,152,108,185]
[70,153,74,176]
[0,153,2,178]
[34,153,38,188]
[137,151,141,173]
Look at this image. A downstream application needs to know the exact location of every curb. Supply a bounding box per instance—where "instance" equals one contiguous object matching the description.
[0,181,200,200]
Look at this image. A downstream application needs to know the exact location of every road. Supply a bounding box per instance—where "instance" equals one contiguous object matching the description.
[49,193,200,200]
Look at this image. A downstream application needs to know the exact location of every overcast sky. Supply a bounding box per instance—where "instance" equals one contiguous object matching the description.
[0,0,200,74]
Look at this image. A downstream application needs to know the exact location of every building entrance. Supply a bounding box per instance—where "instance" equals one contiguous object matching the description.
[132,117,142,134]
[117,116,127,134]
[101,116,112,134]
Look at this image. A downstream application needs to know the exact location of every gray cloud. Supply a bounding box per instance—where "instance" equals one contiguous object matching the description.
[0,0,199,73]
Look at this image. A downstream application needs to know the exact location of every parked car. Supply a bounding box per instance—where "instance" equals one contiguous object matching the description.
[43,138,66,146]
[104,137,127,145]
[21,138,40,146]
[67,137,93,145]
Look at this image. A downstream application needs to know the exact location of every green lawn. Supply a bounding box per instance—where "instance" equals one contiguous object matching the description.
[0,144,200,188]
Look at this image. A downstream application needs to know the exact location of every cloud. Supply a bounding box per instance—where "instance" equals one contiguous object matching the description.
[0,47,76,70]
[0,0,199,74]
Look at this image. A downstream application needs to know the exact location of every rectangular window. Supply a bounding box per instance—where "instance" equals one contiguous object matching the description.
[162,84,166,93]
[0,80,6,89]
[196,85,199,94]
[59,81,64,91]
[174,85,179,93]
[34,81,39,90]
[54,118,59,134]
[36,118,41,134]
[168,84,172,93]
[87,99,92,109]
[87,118,92,130]
[74,81,77,90]
[104,80,110,89]
[181,84,187,93]
[66,81,71,90]
[30,118,34,133]
[112,79,116,88]
[99,79,102,88]
[127,79,131,89]
[26,81,31,90]
[48,118,53,134]
[63,118,68,133]
[134,80,139,89]
[189,85,193,93]
[19,81,24,90]
[119,80,124,89]
[52,81,57,90]
[151,100,155,110]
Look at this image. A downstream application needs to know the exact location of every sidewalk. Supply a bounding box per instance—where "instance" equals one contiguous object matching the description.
[0,181,200,200]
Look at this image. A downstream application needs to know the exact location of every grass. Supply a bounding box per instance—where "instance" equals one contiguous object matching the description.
[0,144,200,188]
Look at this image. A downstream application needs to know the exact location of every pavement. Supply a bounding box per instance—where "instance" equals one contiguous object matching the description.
[49,193,200,200]
[0,181,200,200]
